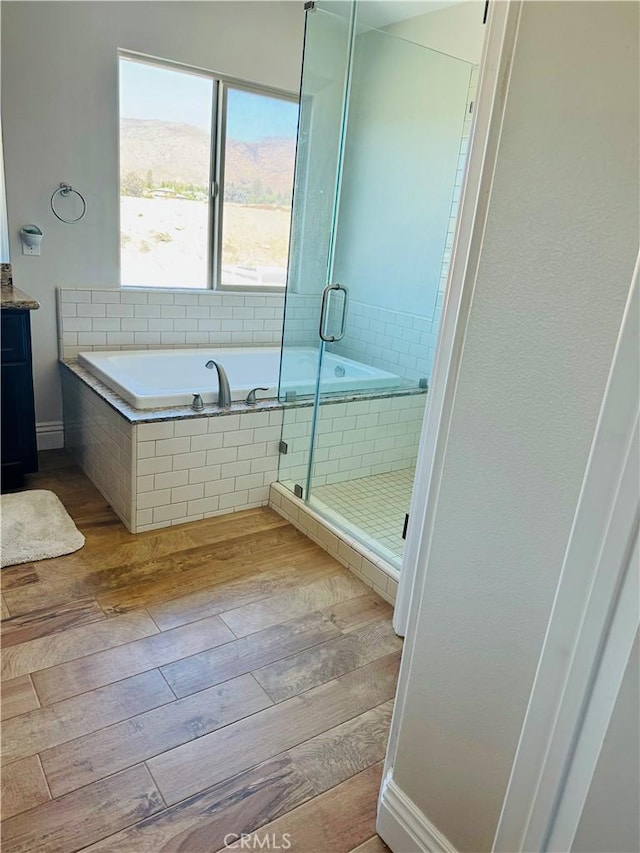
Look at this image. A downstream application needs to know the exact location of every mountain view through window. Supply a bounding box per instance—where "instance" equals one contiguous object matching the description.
[119,56,298,288]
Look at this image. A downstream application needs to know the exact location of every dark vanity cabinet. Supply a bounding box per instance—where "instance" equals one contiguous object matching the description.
[1,308,38,488]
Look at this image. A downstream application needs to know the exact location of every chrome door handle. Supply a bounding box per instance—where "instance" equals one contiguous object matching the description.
[319,283,349,342]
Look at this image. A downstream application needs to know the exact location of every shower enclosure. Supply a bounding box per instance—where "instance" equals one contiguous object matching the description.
[277,0,478,571]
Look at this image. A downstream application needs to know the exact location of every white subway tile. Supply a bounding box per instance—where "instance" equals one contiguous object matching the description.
[174,294,200,306]
[221,460,251,478]
[163,305,187,319]
[173,450,207,470]
[161,332,186,345]
[155,437,191,456]
[252,425,281,443]
[137,489,172,509]
[137,475,155,492]
[76,303,106,318]
[148,292,175,305]
[204,477,236,497]
[188,464,221,484]
[206,447,237,465]
[136,509,154,527]
[121,291,148,304]
[219,491,248,510]
[91,290,121,303]
[174,319,198,332]
[138,421,175,441]
[208,415,241,433]
[148,319,175,332]
[78,332,107,346]
[190,433,224,452]
[187,496,220,515]
[223,429,254,448]
[91,319,121,332]
[135,304,162,318]
[153,502,188,523]
[250,456,278,475]
[106,304,135,318]
[137,456,173,476]
[186,307,210,319]
[64,318,92,332]
[173,418,208,437]
[107,332,135,346]
[235,473,264,491]
[237,442,267,461]
[155,469,189,490]
[121,319,149,332]
[64,290,92,303]
[239,412,270,430]
[171,483,204,503]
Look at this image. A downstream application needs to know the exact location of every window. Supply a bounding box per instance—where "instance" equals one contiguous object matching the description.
[118,55,299,289]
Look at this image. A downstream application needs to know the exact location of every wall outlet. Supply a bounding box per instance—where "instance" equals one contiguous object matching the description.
[22,243,41,256]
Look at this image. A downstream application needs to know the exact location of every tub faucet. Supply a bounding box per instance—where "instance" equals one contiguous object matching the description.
[246,387,269,406]
[205,359,231,408]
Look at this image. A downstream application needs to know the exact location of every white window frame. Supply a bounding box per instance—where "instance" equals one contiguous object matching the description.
[118,50,299,293]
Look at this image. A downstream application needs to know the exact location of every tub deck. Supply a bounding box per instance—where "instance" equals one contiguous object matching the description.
[0,450,398,853]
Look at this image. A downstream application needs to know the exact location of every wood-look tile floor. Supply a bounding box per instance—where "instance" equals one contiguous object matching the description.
[0,451,397,853]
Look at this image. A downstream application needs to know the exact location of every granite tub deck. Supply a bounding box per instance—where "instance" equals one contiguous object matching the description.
[60,359,427,536]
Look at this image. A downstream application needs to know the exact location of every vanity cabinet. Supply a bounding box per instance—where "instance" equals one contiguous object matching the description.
[1,308,38,488]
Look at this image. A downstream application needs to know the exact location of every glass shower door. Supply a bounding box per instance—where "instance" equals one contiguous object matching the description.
[277,1,355,497]
[279,0,476,568]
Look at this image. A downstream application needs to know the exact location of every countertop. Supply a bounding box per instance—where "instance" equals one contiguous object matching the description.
[1,283,40,311]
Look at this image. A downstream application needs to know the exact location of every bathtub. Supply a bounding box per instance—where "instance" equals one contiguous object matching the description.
[77,346,402,409]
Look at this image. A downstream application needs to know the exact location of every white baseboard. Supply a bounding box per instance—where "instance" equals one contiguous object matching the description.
[377,773,458,853]
[36,421,64,451]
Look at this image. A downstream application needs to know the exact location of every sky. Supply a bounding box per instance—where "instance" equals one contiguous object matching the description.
[119,58,299,142]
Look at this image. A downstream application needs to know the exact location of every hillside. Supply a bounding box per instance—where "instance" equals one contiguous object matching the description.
[120,118,296,200]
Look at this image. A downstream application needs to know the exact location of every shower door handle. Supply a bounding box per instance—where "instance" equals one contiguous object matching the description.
[319,283,349,342]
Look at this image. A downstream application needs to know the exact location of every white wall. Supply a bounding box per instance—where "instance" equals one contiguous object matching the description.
[333,27,471,315]
[572,636,640,853]
[1,1,304,429]
[387,1,485,64]
[383,2,639,850]
[0,2,8,265]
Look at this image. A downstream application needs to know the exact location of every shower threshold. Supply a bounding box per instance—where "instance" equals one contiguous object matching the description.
[269,472,413,606]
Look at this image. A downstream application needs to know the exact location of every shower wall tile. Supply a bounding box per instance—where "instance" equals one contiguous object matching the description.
[57,288,286,360]
[330,300,439,384]
[278,392,426,489]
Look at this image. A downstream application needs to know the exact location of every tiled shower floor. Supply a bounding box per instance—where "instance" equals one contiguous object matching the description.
[310,468,416,566]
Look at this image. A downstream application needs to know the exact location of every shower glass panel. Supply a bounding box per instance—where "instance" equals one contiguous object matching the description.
[278,2,354,495]
[279,0,476,570]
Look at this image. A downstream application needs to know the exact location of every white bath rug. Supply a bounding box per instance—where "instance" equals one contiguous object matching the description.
[1,490,85,568]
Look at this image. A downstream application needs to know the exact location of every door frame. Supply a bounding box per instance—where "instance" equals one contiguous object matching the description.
[493,257,639,852]
[394,0,524,635]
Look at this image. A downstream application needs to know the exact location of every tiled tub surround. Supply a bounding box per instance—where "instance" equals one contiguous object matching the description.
[61,363,284,533]
[61,360,426,536]
[57,287,285,360]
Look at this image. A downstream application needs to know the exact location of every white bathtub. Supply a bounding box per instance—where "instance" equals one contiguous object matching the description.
[77,347,402,409]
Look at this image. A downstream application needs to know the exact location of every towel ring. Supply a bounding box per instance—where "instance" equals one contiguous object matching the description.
[50,182,87,223]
